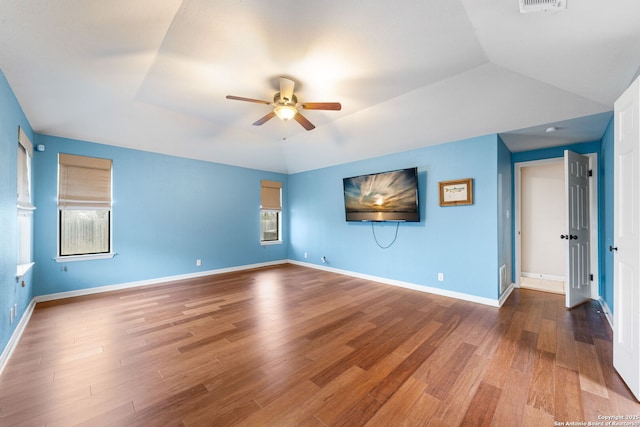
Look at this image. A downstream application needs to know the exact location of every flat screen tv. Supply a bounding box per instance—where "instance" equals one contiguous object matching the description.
[343,167,420,222]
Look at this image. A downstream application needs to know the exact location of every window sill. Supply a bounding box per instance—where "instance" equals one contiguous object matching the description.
[260,240,283,246]
[17,204,36,213]
[16,262,35,279]
[55,253,116,263]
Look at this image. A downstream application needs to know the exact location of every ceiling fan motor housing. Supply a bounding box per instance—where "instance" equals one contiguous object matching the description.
[274,93,297,105]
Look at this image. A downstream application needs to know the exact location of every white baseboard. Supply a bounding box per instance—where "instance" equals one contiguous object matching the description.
[522,272,565,282]
[598,297,613,329]
[34,260,288,303]
[288,260,504,307]
[499,282,516,306]
[0,298,36,377]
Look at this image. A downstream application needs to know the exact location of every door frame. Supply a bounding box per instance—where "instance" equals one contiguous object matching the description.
[514,153,600,299]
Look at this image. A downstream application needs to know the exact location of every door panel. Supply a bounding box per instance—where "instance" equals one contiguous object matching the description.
[613,77,640,400]
[564,150,591,308]
[618,262,635,354]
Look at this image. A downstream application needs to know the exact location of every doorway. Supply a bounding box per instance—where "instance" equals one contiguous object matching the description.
[520,160,565,294]
[514,154,600,300]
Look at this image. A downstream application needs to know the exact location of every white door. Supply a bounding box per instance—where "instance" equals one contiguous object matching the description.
[613,77,640,401]
[564,150,591,308]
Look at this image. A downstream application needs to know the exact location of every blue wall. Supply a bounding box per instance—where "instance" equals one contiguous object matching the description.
[600,118,614,312]
[289,134,506,301]
[0,70,35,354]
[511,141,602,164]
[32,135,288,296]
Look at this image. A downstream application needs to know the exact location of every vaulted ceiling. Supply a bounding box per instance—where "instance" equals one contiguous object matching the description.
[1,0,638,173]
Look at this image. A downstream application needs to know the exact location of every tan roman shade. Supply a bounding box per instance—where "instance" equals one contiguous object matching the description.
[59,153,112,209]
[260,180,282,210]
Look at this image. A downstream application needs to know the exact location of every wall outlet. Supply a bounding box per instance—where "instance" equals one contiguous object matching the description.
[196,259,202,267]
[304,252,308,259]
[438,273,444,282]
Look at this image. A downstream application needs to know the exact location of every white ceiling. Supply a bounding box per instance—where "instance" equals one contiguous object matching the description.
[1,0,638,173]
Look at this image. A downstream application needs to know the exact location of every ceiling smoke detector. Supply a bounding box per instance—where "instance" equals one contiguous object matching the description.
[519,0,567,13]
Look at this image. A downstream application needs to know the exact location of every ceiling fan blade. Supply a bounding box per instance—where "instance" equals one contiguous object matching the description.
[253,111,276,126]
[279,77,295,102]
[300,102,342,111]
[294,112,315,131]
[226,95,270,105]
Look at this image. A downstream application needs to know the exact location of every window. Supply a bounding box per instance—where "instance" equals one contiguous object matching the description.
[57,153,113,260]
[261,211,280,241]
[17,127,35,278]
[260,180,282,244]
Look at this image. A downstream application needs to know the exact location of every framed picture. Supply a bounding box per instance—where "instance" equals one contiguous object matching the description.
[439,178,473,206]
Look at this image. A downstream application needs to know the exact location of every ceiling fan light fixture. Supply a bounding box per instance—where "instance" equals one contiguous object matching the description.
[274,104,297,121]
[227,77,339,130]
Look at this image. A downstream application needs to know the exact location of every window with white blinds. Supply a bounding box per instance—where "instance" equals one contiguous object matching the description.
[58,153,113,258]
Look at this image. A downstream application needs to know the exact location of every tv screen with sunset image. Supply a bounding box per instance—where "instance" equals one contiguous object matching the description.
[343,167,420,222]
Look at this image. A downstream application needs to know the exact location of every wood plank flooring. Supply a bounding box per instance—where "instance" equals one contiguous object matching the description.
[0,264,638,426]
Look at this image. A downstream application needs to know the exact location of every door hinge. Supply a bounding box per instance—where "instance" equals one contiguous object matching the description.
[590,274,594,281]
[588,169,593,177]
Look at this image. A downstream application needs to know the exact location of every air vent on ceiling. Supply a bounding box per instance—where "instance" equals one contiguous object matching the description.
[519,0,567,13]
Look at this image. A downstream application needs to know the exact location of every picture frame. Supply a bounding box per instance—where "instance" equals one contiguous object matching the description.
[439,178,473,206]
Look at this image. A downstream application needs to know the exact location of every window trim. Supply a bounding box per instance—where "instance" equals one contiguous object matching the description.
[17,262,35,279]
[54,253,116,263]
[17,126,35,279]
[17,206,36,278]
[260,179,283,245]
[57,208,112,258]
[260,209,283,245]
[57,153,114,260]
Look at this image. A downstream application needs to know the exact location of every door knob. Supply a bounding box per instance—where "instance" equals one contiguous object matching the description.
[561,234,578,240]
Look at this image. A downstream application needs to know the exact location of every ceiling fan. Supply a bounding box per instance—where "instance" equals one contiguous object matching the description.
[226,77,341,131]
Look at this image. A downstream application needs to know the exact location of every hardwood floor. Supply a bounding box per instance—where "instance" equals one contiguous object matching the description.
[0,264,638,426]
